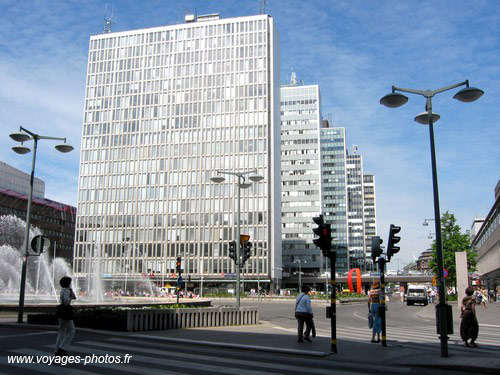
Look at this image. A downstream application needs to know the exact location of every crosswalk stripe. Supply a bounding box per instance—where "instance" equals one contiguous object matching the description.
[0,331,55,340]
[72,340,364,375]
[273,323,500,348]
[50,342,285,375]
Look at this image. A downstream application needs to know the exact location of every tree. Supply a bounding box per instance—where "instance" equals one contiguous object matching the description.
[429,211,476,287]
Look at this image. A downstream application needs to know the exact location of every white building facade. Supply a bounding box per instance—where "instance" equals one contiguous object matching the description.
[74,14,281,292]
[280,82,322,274]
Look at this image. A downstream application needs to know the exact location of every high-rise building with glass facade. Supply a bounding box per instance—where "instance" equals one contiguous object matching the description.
[280,81,321,275]
[363,174,377,270]
[320,124,349,272]
[73,13,282,292]
[346,152,365,269]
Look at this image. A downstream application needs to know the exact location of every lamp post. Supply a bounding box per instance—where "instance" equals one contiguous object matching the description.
[294,259,306,290]
[211,169,263,307]
[10,126,73,323]
[380,80,483,357]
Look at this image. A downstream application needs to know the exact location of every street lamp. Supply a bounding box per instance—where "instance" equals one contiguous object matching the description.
[422,218,435,226]
[380,80,483,357]
[293,259,307,290]
[10,126,73,323]
[210,169,263,307]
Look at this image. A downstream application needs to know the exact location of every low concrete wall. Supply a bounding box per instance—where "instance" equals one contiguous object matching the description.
[126,306,259,332]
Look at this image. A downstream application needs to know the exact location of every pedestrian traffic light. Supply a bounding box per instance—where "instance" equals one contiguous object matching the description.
[371,236,383,261]
[176,256,182,274]
[387,224,401,261]
[242,240,252,264]
[312,215,332,255]
[228,241,237,262]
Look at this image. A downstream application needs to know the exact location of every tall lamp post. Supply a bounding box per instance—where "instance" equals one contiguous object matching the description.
[293,259,306,290]
[10,126,73,323]
[380,80,483,357]
[211,169,263,307]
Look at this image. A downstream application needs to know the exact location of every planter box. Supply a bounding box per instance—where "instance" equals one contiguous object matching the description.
[126,306,259,332]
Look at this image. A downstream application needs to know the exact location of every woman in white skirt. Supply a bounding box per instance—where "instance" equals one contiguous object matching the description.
[55,276,76,356]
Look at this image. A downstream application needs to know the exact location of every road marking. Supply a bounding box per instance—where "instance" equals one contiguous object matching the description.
[0,331,55,339]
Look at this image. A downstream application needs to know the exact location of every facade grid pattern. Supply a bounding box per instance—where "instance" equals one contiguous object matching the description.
[74,15,281,287]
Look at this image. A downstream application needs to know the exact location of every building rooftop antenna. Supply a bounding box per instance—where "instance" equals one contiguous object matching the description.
[260,0,268,14]
[103,3,114,33]
[290,69,297,85]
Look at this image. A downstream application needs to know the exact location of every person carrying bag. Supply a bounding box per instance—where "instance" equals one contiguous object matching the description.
[54,276,77,356]
[295,285,314,343]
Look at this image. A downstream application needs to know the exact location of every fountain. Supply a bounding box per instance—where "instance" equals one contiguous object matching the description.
[0,215,65,303]
[0,214,203,315]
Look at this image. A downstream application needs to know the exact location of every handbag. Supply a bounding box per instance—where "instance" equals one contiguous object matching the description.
[55,304,74,320]
[294,294,306,318]
[368,312,374,328]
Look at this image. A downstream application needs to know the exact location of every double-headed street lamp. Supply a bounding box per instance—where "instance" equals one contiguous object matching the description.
[211,169,263,307]
[10,126,73,323]
[380,80,483,357]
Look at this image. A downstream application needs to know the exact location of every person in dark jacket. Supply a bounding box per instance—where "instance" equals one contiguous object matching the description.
[55,276,76,356]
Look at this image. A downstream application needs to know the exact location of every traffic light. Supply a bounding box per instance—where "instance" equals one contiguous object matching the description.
[176,256,182,274]
[312,215,332,255]
[387,224,401,261]
[242,240,252,264]
[228,241,237,262]
[371,236,383,261]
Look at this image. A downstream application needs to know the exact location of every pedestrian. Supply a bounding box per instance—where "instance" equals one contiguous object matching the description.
[368,281,382,343]
[488,289,495,303]
[460,286,479,347]
[430,289,436,304]
[295,285,314,343]
[480,289,487,308]
[54,276,76,356]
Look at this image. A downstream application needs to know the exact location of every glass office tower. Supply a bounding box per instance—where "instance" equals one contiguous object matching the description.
[73,14,281,292]
[280,81,322,275]
[363,174,377,270]
[346,152,365,270]
[320,125,349,272]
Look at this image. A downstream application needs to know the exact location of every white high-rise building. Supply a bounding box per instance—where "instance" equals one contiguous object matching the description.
[346,151,365,269]
[280,79,322,275]
[74,13,281,292]
[363,174,377,269]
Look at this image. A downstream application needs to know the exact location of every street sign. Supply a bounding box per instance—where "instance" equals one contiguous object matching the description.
[432,276,437,286]
[30,235,50,255]
[177,276,183,286]
[443,268,448,278]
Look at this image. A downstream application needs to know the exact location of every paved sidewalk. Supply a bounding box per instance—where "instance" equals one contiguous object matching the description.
[2,317,499,374]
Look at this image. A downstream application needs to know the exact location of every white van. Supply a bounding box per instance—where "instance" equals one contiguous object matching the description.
[406,285,428,306]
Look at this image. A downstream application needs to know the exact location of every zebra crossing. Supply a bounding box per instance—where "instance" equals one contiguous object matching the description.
[2,333,409,375]
[300,322,500,353]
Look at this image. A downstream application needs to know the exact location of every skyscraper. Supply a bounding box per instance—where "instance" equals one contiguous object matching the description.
[346,151,365,270]
[74,13,281,292]
[280,79,321,275]
[320,124,349,272]
[363,174,377,270]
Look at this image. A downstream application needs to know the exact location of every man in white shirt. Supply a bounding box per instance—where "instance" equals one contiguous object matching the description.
[295,285,313,342]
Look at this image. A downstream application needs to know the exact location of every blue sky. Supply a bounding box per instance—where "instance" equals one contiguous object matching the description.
[1,1,498,269]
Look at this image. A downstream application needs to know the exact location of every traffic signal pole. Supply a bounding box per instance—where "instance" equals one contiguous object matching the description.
[330,249,337,353]
[378,257,387,347]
